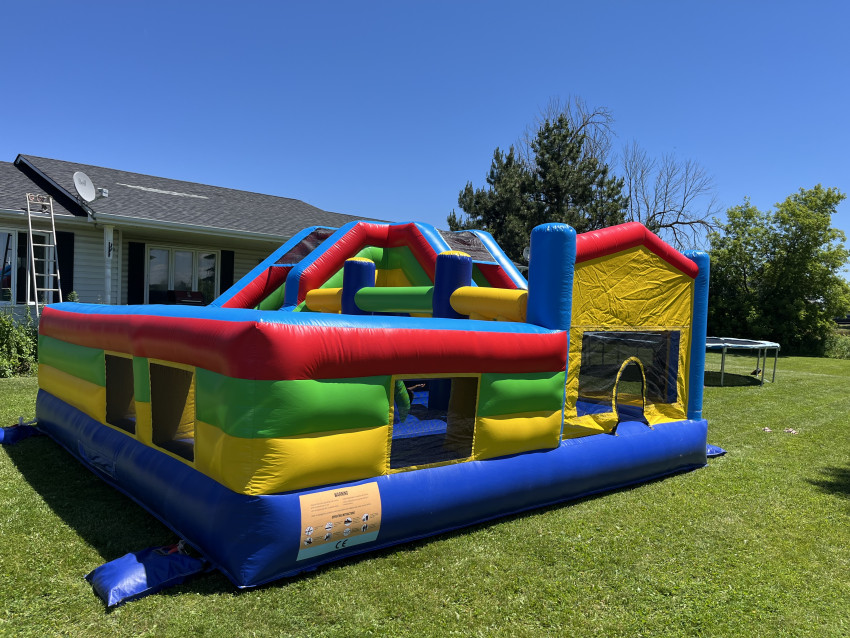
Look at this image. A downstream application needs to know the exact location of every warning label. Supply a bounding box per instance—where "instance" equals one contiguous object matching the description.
[297,482,382,561]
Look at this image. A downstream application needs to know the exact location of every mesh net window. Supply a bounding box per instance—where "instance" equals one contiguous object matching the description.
[438,231,497,263]
[390,377,477,469]
[275,228,336,265]
[576,331,680,417]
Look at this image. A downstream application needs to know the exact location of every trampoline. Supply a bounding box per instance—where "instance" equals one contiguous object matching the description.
[705,337,780,386]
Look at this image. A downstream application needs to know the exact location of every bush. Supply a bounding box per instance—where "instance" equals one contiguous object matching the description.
[824,330,850,360]
[0,309,38,378]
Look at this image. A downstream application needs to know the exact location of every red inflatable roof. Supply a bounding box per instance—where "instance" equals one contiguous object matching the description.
[575,222,698,278]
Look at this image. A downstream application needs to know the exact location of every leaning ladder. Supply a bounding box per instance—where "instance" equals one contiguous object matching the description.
[25,193,63,317]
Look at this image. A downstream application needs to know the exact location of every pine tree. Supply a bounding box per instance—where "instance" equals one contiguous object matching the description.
[448,114,627,262]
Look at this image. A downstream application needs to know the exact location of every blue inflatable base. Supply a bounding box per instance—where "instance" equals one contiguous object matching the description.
[36,389,708,589]
[0,424,43,445]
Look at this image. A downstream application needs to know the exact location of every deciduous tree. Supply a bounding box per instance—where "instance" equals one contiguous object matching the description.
[621,141,720,250]
[708,186,850,354]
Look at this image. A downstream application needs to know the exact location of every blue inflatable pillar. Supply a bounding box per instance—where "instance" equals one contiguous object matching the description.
[526,223,576,331]
[341,258,375,315]
[429,251,472,411]
[432,251,472,319]
[684,250,710,420]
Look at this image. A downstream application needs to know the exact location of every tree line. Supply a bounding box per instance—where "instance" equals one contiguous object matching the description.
[708,186,849,354]
[448,98,850,354]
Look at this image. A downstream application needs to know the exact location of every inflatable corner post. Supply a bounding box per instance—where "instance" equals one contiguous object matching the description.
[36,220,709,591]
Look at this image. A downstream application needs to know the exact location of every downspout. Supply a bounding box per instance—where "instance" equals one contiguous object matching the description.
[104,225,114,305]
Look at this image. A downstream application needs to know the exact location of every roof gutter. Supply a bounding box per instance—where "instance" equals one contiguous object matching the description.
[0,207,80,221]
[13,155,89,217]
[87,210,287,243]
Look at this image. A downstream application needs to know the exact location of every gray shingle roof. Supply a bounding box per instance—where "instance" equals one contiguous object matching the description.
[14,155,379,238]
[0,161,75,216]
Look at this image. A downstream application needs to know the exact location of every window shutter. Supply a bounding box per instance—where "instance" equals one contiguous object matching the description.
[128,242,145,305]
[220,250,235,292]
[16,233,27,304]
[56,231,74,302]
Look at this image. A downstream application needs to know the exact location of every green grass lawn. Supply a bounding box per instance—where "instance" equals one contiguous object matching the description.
[1,355,848,637]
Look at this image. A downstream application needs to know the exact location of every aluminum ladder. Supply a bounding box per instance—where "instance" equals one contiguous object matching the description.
[25,193,63,317]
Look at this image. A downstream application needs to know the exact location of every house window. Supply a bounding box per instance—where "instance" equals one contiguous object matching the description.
[0,229,56,305]
[29,232,54,303]
[1,230,13,303]
[146,246,219,304]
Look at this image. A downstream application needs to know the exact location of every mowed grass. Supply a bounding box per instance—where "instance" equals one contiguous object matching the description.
[1,355,848,637]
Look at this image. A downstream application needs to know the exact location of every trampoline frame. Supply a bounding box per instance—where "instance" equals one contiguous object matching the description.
[705,337,780,386]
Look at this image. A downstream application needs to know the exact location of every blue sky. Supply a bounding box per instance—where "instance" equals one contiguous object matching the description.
[3,1,848,253]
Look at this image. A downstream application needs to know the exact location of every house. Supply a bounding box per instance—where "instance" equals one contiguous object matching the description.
[0,154,376,316]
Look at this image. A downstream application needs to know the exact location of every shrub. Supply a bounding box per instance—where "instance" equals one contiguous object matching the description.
[824,330,850,360]
[824,329,850,358]
[0,309,38,378]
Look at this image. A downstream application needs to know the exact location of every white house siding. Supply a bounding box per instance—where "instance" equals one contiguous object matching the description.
[2,211,282,312]
[233,249,271,284]
[68,225,116,304]
[119,236,129,305]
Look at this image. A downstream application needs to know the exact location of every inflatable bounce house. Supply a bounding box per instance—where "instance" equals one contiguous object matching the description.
[33,220,710,594]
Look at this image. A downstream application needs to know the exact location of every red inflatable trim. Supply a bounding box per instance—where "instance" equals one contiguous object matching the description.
[575,222,698,278]
[476,263,519,289]
[40,309,566,381]
[295,223,439,303]
[221,266,290,309]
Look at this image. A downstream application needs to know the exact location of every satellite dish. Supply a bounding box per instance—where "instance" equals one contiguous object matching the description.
[72,171,96,203]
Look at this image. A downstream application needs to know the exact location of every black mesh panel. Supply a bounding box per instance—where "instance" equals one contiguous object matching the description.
[438,231,497,263]
[577,331,680,416]
[275,228,336,265]
[390,377,477,469]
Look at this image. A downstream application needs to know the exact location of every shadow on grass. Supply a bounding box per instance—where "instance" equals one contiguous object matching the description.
[4,436,423,601]
[2,436,238,598]
[808,465,850,500]
[206,466,703,599]
[704,371,764,387]
[4,434,705,603]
